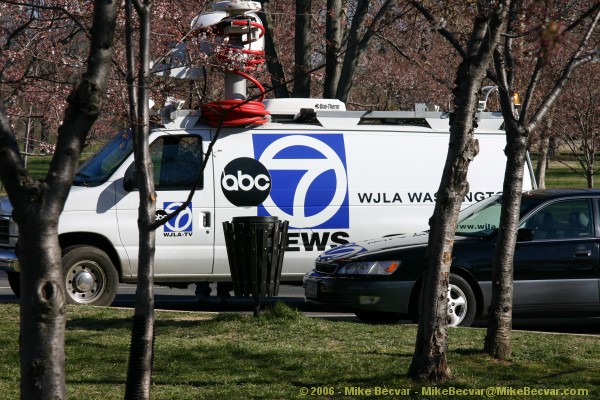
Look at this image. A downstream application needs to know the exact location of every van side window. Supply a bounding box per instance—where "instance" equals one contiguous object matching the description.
[150,136,203,190]
[521,199,592,240]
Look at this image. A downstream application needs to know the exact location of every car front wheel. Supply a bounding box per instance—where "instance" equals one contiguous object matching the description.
[63,246,119,306]
[446,274,476,327]
[408,273,477,327]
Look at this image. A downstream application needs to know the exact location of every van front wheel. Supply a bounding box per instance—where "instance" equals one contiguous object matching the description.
[7,271,20,298]
[63,246,118,306]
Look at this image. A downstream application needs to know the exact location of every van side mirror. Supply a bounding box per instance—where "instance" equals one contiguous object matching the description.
[123,165,138,192]
[517,228,535,242]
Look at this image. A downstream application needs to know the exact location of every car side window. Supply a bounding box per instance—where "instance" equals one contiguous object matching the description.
[521,199,592,240]
[151,136,203,191]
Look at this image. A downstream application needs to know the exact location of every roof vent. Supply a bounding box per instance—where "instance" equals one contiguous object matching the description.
[294,108,318,123]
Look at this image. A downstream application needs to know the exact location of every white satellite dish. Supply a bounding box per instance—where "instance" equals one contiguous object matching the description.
[191,11,228,29]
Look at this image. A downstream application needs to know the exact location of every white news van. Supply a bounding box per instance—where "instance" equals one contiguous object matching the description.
[0,98,534,305]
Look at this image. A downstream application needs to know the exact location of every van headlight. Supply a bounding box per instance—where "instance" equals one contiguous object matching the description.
[337,261,400,275]
[9,219,18,237]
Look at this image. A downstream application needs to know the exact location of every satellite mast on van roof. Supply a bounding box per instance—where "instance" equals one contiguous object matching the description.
[189,1,270,126]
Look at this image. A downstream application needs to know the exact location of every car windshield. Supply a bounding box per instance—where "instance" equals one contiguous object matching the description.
[455,194,539,238]
[73,130,133,186]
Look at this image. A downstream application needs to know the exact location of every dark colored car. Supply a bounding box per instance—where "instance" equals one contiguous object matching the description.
[304,189,600,326]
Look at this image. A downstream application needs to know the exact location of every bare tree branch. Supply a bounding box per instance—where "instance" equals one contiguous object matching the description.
[410,0,467,59]
[526,7,600,133]
[0,0,90,38]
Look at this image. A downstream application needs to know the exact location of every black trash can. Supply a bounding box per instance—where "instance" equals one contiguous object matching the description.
[223,216,289,316]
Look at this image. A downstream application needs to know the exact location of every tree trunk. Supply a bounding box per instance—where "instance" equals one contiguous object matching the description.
[292,0,312,97]
[408,56,483,380]
[323,0,344,98]
[124,2,157,399]
[408,1,510,380]
[485,4,600,361]
[408,99,480,381]
[260,0,290,98]
[336,0,395,103]
[40,117,49,147]
[535,135,549,189]
[586,150,595,188]
[16,214,67,400]
[484,126,528,359]
[335,0,371,103]
[0,2,117,398]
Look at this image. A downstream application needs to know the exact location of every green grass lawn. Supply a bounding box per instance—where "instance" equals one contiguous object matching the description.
[0,303,597,399]
[22,155,54,180]
[0,152,94,194]
[539,161,595,189]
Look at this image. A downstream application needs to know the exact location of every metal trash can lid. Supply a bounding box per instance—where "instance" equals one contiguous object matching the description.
[231,216,279,223]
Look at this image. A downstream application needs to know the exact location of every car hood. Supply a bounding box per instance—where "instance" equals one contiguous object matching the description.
[316,231,479,262]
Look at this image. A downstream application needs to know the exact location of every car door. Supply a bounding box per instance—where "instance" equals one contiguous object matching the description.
[513,197,600,309]
[116,132,215,279]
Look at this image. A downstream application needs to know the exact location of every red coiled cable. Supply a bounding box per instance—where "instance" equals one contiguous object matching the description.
[201,70,269,126]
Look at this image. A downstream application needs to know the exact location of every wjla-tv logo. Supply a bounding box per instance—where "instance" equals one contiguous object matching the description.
[156,202,193,237]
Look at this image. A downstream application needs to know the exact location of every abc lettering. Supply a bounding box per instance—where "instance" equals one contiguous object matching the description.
[222,170,271,191]
[254,175,270,191]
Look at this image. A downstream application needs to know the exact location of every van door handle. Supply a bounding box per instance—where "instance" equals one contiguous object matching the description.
[202,212,211,228]
[574,250,591,258]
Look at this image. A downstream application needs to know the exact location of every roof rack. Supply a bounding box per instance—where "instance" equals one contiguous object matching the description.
[157,98,505,132]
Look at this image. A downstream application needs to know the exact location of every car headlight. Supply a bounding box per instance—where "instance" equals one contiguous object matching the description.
[337,261,400,275]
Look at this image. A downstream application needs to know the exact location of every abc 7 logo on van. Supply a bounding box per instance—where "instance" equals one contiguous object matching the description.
[221,157,271,207]
[221,135,348,228]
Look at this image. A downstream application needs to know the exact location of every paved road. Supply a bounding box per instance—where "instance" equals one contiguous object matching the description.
[2,271,600,334]
[0,270,349,316]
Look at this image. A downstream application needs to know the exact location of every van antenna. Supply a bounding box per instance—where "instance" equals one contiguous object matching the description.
[478,86,498,111]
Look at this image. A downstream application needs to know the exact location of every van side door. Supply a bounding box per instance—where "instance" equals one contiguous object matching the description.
[116,132,215,279]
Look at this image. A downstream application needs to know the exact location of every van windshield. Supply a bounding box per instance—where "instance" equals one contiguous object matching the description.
[455,195,539,238]
[73,130,133,186]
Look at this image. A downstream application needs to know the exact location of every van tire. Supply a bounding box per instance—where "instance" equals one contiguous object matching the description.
[63,246,119,306]
[355,310,402,324]
[7,271,20,298]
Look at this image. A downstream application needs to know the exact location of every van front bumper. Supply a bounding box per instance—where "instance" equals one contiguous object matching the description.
[0,249,18,272]
[303,272,415,315]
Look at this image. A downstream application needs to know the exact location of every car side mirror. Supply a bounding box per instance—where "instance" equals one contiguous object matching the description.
[123,165,138,192]
[517,228,535,242]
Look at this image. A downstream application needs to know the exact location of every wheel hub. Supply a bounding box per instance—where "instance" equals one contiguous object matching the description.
[447,283,467,327]
[73,270,95,292]
[66,261,106,303]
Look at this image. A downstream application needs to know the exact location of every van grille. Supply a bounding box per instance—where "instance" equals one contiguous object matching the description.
[0,218,9,244]
[315,262,338,274]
